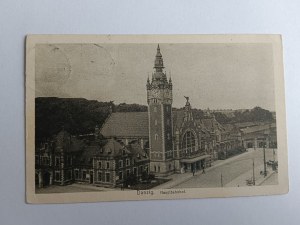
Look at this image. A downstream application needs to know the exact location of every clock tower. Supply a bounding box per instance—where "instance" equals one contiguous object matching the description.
[147,44,174,176]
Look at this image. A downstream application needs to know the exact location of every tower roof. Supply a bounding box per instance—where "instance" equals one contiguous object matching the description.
[154,44,164,72]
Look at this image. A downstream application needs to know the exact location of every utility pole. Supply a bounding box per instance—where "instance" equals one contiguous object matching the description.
[263,142,267,177]
[252,159,255,185]
[221,173,223,187]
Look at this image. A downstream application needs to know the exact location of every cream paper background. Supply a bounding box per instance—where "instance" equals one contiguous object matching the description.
[1,1,300,225]
[26,35,288,204]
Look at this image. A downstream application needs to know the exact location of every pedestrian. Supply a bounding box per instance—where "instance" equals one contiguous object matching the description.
[202,166,206,174]
[192,169,195,176]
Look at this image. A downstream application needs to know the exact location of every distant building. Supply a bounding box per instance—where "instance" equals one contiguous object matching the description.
[241,123,277,149]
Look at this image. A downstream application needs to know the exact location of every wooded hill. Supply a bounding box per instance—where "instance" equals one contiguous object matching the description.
[35,97,274,142]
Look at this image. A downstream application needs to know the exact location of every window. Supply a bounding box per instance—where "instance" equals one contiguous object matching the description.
[55,171,60,181]
[154,99,157,103]
[155,119,158,125]
[98,172,102,181]
[169,164,172,170]
[55,157,60,166]
[158,166,160,172]
[167,119,170,125]
[127,169,130,176]
[155,134,158,140]
[119,160,123,168]
[182,131,196,152]
[133,167,137,175]
[74,170,79,179]
[154,166,156,172]
[82,171,87,180]
[154,106,157,112]
[67,170,72,180]
[166,106,169,112]
[119,171,123,180]
[106,161,110,169]
[167,133,170,140]
[105,173,110,182]
[98,161,102,168]
[126,159,130,166]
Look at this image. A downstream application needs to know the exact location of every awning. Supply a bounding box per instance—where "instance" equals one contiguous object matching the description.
[180,155,211,164]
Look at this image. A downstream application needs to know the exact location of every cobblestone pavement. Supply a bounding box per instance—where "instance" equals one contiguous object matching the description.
[174,148,277,188]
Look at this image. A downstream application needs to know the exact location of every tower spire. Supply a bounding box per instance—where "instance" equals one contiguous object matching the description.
[154,44,164,72]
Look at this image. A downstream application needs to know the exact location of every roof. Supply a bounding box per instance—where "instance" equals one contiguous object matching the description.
[127,142,149,162]
[100,112,149,138]
[202,117,224,132]
[241,123,276,134]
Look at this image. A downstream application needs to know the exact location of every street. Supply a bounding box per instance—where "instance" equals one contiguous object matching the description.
[174,148,278,188]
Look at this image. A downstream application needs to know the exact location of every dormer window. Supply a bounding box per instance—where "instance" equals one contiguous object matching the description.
[126,158,130,166]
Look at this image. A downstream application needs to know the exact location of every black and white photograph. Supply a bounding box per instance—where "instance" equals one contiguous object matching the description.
[25,35,288,203]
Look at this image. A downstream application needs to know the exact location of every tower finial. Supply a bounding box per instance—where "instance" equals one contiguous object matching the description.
[154,44,164,72]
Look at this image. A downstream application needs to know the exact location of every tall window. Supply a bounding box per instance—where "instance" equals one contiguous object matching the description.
[98,161,102,168]
[105,173,110,182]
[74,170,79,179]
[155,134,158,140]
[98,172,102,181]
[119,160,123,168]
[82,171,87,180]
[106,161,110,169]
[182,131,196,152]
[55,171,60,181]
[55,157,60,166]
[119,171,123,180]
[167,119,170,125]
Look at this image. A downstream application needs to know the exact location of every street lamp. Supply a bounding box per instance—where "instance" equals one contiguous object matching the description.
[252,159,255,185]
[263,134,268,177]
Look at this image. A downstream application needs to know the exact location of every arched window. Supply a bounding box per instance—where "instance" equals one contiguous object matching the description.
[182,131,196,153]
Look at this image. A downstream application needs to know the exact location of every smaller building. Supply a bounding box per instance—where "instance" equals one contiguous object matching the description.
[35,129,150,189]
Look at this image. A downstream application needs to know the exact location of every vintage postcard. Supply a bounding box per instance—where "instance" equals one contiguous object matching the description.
[26,35,288,203]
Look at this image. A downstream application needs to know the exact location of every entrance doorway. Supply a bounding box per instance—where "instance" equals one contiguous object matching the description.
[35,173,39,186]
[90,171,93,184]
[43,171,50,186]
[247,142,253,148]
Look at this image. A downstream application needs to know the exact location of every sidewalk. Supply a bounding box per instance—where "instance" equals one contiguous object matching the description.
[154,149,256,189]
[71,183,117,191]
[225,164,276,187]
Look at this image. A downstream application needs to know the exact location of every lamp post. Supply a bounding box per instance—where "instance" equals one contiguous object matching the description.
[221,173,223,187]
[252,159,255,185]
[263,134,268,177]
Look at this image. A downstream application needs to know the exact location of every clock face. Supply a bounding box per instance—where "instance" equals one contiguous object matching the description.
[152,89,160,98]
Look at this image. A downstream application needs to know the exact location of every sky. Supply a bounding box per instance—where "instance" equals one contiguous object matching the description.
[35,43,275,111]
